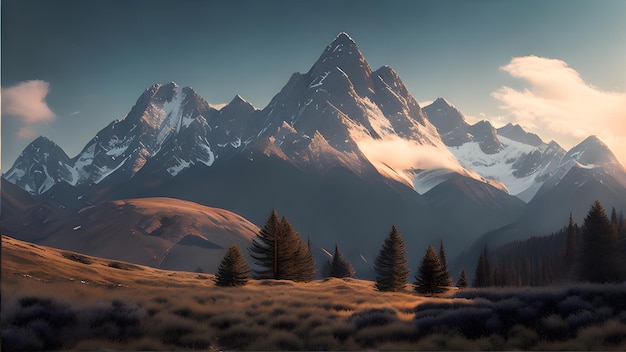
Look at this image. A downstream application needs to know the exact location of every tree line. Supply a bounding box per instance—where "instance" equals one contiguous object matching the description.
[215,209,461,294]
[216,200,625,289]
[472,200,626,287]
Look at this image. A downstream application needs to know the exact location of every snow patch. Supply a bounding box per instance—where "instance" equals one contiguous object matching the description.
[156,86,186,146]
[93,155,130,184]
[230,137,242,148]
[309,71,330,89]
[167,157,192,176]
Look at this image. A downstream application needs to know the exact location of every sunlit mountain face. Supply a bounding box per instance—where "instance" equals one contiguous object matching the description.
[3,32,626,278]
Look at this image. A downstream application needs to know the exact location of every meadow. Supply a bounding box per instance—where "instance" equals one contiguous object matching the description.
[2,235,626,350]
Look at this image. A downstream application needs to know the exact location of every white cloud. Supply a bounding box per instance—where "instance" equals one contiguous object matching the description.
[2,80,55,124]
[356,135,462,187]
[357,136,460,171]
[492,56,626,165]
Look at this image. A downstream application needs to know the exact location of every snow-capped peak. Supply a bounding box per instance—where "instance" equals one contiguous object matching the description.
[332,32,356,45]
[561,135,620,169]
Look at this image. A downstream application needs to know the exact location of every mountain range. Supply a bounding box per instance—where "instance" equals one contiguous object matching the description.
[3,32,626,278]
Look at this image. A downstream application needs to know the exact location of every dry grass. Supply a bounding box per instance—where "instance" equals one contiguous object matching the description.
[3,235,626,350]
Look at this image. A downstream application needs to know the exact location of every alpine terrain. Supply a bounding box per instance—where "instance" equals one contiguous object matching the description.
[3,33,625,277]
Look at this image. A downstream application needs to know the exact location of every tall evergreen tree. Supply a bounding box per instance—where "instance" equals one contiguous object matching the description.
[564,212,577,268]
[374,225,410,292]
[611,207,618,228]
[456,269,468,289]
[215,245,250,287]
[249,209,282,279]
[579,200,622,283]
[249,210,315,281]
[415,246,448,295]
[438,241,453,286]
[283,221,316,282]
[323,244,355,278]
[473,246,491,287]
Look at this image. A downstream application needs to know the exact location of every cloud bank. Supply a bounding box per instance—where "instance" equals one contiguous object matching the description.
[356,136,462,187]
[2,80,55,138]
[492,56,626,165]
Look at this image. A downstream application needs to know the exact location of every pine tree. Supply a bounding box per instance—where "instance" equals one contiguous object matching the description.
[415,246,448,295]
[282,224,316,282]
[249,209,282,279]
[611,207,618,227]
[438,241,453,286]
[215,245,250,287]
[473,246,491,287]
[249,210,316,281]
[456,269,468,289]
[323,244,355,278]
[374,225,409,292]
[564,212,577,268]
[579,200,622,283]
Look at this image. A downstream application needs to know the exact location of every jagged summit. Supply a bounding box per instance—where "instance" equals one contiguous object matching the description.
[432,97,454,108]
[308,32,372,98]
[563,135,619,167]
[228,94,255,109]
[330,32,357,46]
[29,135,57,147]
[497,123,544,147]
[423,98,469,147]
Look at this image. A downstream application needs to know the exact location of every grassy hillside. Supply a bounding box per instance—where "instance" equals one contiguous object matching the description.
[3,197,259,273]
[2,235,626,350]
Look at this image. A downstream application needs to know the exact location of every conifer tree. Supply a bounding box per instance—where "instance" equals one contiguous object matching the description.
[611,207,618,227]
[249,209,282,279]
[323,244,355,278]
[456,269,468,289]
[249,210,316,281]
[282,223,316,282]
[415,246,448,295]
[564,212,577,267]
[438,241,453,286]
[215,245,250,287]
[374,225,409,292]
[579,200,622,283]
[473,246,491,287]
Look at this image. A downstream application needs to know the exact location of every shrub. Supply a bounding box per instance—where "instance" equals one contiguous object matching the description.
[556,294,591,315]
[350,308,398,329]
[3,296,78,350]
[107,261,142,270]
[354,322,415,348]
[83,300,142,341]
[62,252,92,265]
[507,324,539,350]
[254,331,303,350]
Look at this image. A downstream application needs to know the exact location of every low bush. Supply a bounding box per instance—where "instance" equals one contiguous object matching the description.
[61,252,92,265]
[107,261,142,271]
[350,308,398,329]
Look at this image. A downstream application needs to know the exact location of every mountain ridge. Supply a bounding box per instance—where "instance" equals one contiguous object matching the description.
[3,32,625,278]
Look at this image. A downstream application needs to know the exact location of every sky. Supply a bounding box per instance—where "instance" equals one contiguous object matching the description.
[2,0,625,172]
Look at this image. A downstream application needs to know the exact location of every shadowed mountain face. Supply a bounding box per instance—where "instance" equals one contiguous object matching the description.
[3,32,625,278]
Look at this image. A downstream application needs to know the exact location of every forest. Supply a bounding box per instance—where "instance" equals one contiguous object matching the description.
[217,200,626,293]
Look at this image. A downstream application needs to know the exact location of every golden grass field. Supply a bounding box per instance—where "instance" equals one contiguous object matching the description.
[3,235,626,350]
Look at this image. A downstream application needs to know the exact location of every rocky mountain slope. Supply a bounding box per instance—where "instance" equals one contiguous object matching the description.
[3,32,625,277]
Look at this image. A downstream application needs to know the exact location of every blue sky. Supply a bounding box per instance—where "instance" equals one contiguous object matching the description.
[2,0,625,171]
